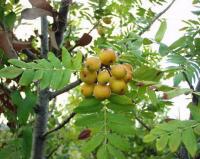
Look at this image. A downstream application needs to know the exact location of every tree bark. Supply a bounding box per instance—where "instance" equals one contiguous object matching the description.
[31,16,49,159]
[31,89,50,159]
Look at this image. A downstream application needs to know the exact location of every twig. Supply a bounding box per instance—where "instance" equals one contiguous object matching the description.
[135,116,151,131]
[138,0,176,36]
[50,79,82,100]
[46,145,60,159]
[22,49,37,60]
[43,112,76,138]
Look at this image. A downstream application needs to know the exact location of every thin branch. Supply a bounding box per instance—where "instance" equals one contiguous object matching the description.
[43,112,76,138]
[22,49,37,60]
[46,145,60,159]
[50,79,82,100]
[41,16,49,58]
[55,0,71,47]
[139,0,176,36]
[135,116,151,131]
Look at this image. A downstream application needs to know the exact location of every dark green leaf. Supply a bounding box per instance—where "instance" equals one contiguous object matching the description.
[4,12,16,30]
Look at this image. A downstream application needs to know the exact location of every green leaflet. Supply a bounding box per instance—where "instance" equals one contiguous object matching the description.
[108,121,135,136]
[168,130,181,152]
[62,47,72,69]
[97,145,110,159]
[156,134,168,151]
[182,128,197,157]
[48,52,62,69]
[19,69,35,86]
[108,94,132,105]
[155,20,167,42]
[74,97,103,113]
[75,113,104,127]
[107,133,130,151]
[82,133,104,154]
[0,66,23,78]
[107,144,126,159]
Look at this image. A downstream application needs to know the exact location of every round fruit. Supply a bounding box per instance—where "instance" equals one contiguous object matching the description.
[85,57,101,72]
[93,84,111,100]
[110,78,127,95]
[111,64,126,79]
[81,83,94,97]
[123,63,133,72]
[99,49,117,65]
[103,17,112,24]
[80,68,97,84]
[97,70,110,84]
[124,71,132,82]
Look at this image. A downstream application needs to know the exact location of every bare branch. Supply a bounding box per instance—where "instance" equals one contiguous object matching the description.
[139,0,176,36]
[43,112,76,138]
[46,145,60,159]
[135,116,151,131]
[55,0,71,46]
[50,79,82,100]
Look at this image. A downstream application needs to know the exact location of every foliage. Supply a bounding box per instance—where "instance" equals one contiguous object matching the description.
[0,0,200,159]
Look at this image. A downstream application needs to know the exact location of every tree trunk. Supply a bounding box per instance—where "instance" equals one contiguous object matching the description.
[31,16,49,159]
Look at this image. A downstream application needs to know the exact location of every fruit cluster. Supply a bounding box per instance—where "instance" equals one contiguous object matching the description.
[80,49,133,100]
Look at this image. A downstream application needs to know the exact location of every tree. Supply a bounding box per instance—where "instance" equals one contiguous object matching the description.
[1,0,200,159]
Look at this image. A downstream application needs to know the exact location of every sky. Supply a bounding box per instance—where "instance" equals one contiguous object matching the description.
[0,0,197,124]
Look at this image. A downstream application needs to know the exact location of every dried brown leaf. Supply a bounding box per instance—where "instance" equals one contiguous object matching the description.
[21,8,52,20]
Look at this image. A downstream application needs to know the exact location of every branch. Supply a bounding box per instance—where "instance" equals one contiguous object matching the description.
[50,79,82,100]
[43,112,76,138]
[135,116,151,131]
[31,17,50,159]
[138,0,176,36]
[41,16,49,58]
[46,145,60,159]
[55,0,71,47]
[22,49,37,60]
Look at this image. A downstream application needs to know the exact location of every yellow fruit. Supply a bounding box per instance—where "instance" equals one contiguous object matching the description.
[110,78,127,95]
[103,17,112,24]
[124,71,132,82]
[99,49,117,65]
[97,70,110,84]
[81,83,94,97]
[111,64,126,79]
[80,68,97,84]
[93,84,111,100]
[123,63,133,72]
[85,57,101,72]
